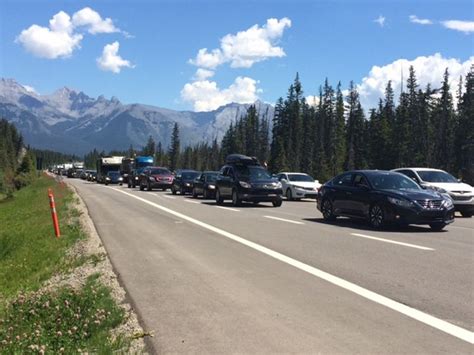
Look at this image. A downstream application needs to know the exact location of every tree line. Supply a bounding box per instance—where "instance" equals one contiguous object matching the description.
[80,65,472,184]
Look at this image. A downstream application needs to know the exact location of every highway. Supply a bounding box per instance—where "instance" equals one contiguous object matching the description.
[68,179,473,353]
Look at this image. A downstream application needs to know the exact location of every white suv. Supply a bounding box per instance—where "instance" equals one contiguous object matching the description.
[276,172,321,200]
[393,168,474,217]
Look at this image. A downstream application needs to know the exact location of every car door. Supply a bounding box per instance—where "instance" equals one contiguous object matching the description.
[331,173,354,214]
[350,173,371,217]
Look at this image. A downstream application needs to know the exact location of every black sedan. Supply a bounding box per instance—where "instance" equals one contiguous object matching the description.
[171,170,201,195]
[317,170,455,231]
[192,171,219,199]
[104,171,123,185]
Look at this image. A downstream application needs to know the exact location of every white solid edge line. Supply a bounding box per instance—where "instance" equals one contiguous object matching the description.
[351,233,435,251]
[215,206,240,212]
[185,199,201,204]
[163,195,176,199]
[264,215,304,225]
[111,187,473,344]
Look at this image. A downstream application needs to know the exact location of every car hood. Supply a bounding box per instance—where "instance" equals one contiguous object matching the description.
[382,189,444,200]
[423,182,474,193]
[289,181,320,188]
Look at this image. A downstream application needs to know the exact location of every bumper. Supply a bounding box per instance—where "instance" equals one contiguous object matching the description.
[151,182,173,188]
[453,203,474,213]
[385,205,455,225]
[293,188,318,199]
[239,189,283,202]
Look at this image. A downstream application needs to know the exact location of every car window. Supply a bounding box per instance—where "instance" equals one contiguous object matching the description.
[417,170,458,183]
[353,174,369,188]
[234,165,272,181]
[205,174,217,182]
[288,174,314,182]
[333,173,353,187]
[368,173,421,190]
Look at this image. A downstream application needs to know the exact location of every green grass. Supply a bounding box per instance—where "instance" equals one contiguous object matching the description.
[0,274,127,353]
[0,175,84,302]
[0,175,132,353]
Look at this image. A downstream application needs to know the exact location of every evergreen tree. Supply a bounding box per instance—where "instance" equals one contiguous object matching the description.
[168,123,180,171]
[142,135,156,157]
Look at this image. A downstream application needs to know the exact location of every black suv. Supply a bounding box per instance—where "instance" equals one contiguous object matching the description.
[215,154,283,207]
[171,170,201,195]
[317,170,455,230]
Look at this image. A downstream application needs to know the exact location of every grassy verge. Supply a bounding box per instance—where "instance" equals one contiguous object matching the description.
[0,175,131,353]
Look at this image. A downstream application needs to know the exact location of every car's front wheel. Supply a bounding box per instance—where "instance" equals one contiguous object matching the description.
[147,181,152,191]
[369,203,384,228]
[286,188,293,201]
[171,186,177,195]
[321,199,336,221]
[139,182,145,191]
[232,189,241,207]
[192,188,198,198]
[272,198,282,207]
[430,223,447,231]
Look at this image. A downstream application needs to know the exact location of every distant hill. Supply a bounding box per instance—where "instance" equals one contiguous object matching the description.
[0,78,274,155]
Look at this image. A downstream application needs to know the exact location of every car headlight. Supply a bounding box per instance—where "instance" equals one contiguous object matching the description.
[293,185,305,190]
[185,183,191,187]
[208,184,215,189]
[106,177,110,181]
[239,181,251,188]
[135,176,139,180]
[430,185,447,194]
[274,182,282,189]
[443,198,453,208]
[118,177,123,181]
[149,177,155,181]
[388,196,413,208]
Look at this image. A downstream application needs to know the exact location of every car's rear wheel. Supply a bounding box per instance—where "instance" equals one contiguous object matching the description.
[430,223,447,231]
[321,199,336,221]
[232,189,241,207]
[369,204,384,228]
[272,198,282,207]
[216,189,223,205]
[286,189,293,201]
[461,211,473,218]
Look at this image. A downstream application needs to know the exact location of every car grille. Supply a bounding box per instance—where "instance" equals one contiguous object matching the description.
[303,187,315,191]
[416,200,443,209]
[451,195,472,201]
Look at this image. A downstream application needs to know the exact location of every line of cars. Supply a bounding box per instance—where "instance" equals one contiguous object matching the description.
[62,153,473,231]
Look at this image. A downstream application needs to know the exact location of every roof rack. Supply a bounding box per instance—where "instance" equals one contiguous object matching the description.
[225,154,260,166]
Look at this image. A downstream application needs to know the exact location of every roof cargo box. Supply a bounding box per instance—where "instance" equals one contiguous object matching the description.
[225,154,260,166]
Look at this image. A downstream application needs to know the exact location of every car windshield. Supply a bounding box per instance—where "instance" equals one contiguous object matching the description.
[150,168,170,175]
[205,174,217,182]
[182,172,200,180]
[288,174,314,182]
[107,171,120,177]
[235,165,272,181]
[417,170,458,183]
[368,173,421,191]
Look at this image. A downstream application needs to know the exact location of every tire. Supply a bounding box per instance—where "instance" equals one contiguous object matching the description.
[430,223,447,231]
[171,186,177,195]
[147,182,152,191]
[192,188,198,198]
[286,188,293,201]
[162,188,167,191]
[105,182,108,186]
[180,187,185,195]
[232,189,241,207]
[369,203,385,229]
[461,211,473,218]
[321,199,336,221]
[139,183,144,191]
[272,199,282,207]
[216,189,224,205]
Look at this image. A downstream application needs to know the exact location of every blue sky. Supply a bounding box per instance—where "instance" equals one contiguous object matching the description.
[1,0,473,111]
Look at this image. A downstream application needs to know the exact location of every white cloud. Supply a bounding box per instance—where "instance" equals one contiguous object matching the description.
[193,68,215,81]
[306,95,320,107]
[181,76,259,111]
[441,20,474,34]
[189,17,291,70]
[374,15,386,27]
[16,7,123,59]
[72,7,119,34]
[409,15,433,25]
[16,11,83,59]
[357,53,474,109]
[97,41,134,73]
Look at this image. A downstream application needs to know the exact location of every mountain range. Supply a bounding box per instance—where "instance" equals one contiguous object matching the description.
[0,78,274,155]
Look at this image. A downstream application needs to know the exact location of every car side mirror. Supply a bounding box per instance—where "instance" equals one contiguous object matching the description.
[315,180,319,184]
[281,178,287,183]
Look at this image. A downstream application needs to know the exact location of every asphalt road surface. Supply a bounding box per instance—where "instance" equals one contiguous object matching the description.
[67,178,473,353]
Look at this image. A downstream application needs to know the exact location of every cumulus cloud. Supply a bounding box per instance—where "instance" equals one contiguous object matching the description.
[441,20,474,34]
[357,53,473,109]
[16,7,123,59]
[409,15,433,25]
[72,7,119,34]
[181,76,259,111]
[189,17,291,70]
[374,15,386,27]
[16,11,83,59]
[193,68,215,81]
[97,41,134,73]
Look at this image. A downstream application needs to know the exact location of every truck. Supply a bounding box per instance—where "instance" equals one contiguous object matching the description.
[128,156,154,188]
[96,156,124,184]
[67,161,85,178]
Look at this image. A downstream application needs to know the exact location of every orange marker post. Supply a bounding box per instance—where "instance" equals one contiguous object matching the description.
[48,188,61,238]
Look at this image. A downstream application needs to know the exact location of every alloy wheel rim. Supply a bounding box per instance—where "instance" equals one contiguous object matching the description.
[371,206,383,226]
[323,200,332,218]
